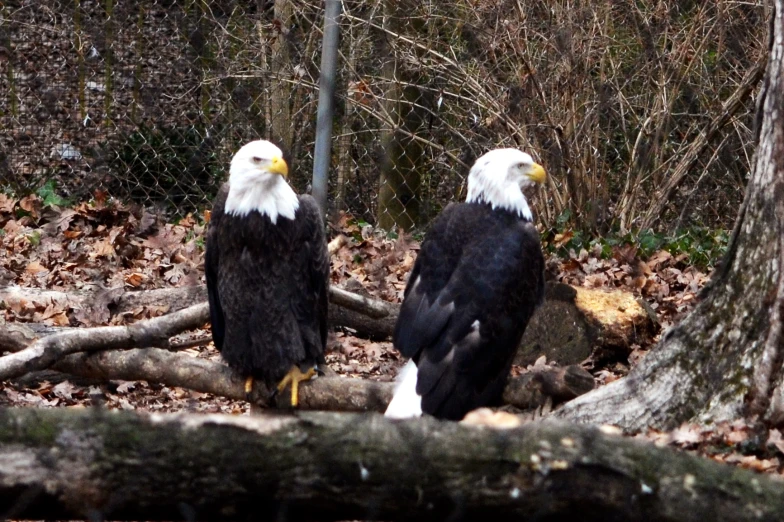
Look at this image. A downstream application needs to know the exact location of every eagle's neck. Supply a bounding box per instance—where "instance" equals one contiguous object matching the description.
[224,176,299,224]
[466,177,532,221]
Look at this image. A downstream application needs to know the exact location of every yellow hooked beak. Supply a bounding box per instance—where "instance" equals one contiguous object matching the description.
[527,163,546,184]
[268,155,289,177]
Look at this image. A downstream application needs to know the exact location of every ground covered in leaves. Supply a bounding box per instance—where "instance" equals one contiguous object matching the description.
[2,193,782,477]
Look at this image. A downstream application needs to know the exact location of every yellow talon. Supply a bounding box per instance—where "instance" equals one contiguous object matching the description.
[244,376,254,399]
[277,366,317,407]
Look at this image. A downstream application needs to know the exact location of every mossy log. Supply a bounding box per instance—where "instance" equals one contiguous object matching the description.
[0,408,782,521]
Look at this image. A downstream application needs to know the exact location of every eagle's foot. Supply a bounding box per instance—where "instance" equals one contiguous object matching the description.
[276,366,317,407]
[244,376,254,402]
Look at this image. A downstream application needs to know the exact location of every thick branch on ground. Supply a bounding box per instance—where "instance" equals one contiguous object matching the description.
[0,284,208,318]
[0,304,208,381]
[0,283,395,334]
[53,347,392,411]
[328,286,396,318]
[1,408,782,521]
[2,282,655,361]
[328,299,398,339]
[5,317,591,412]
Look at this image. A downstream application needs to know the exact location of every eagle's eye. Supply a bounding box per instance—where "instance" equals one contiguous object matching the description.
[252,156,263,163]
[517,162,525,170]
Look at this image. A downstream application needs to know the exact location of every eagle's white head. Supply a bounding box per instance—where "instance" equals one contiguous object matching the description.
[465,148,546,221]
[224,139,299,224]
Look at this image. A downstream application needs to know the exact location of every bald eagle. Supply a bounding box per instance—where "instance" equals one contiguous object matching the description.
[205,140,329,407]
[385,148,546,420]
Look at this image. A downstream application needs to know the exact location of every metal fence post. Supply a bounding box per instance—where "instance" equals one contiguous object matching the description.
[311,0,342,216]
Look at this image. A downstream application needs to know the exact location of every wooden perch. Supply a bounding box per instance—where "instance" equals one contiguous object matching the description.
[53,347,393,411]
[3,319,593,412]
[0,304,209,381]
[1,408,782,521]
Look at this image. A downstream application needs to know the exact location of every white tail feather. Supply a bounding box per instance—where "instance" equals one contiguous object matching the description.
[384,360,422,418]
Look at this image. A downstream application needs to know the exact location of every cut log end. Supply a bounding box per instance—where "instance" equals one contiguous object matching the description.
[516,282,659,367]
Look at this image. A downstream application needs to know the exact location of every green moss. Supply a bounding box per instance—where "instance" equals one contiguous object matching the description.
[0,410,59,446]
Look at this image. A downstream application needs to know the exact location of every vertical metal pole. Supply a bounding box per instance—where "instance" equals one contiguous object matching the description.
[311,0,341,216]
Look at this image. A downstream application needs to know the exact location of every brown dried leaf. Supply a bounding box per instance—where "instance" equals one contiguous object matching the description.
[669,424,703,446]
[52,381,77,400]
[34,303,70,326]
[0,193,16,213]
[125,272,147,287]
[768,429,784,455]
[25,260,49,274]
[3,219,23,235]
[142,224,187,252]
[647,250,672,270]
[48,311,70,326]
[726,428,750,445]
[41,209,76,236]
[116,381,138,394]
[553,230,573,248]
[163,263,187,284]
[19,194,41,219]
[94,238,115,258]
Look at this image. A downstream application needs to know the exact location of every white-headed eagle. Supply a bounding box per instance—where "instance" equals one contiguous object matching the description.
[385,148,546,420]
[205,140,329,407]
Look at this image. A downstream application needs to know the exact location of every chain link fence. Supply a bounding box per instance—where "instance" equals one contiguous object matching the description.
[0,0,769,232]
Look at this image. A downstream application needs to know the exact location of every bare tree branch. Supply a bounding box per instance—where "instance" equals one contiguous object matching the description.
[0,304,208,381]
[0,283,397,332]
[638,56,767,231]
[328,286,395,318]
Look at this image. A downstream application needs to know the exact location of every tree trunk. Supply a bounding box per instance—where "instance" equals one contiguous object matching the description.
[268,0,294,151]
[1,408,783,522]
[376,0,427,231]
[557,4,784,431]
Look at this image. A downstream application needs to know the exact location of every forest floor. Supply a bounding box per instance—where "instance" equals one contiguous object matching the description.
[1,192,782,477]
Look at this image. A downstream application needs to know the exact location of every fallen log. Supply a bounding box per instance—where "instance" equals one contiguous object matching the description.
[3,319,592,412]
[0,304,208,381]
[516,282,659,366]
[0,408,781,521]
[328,301,397,339]
[0,283,394,332]
[1,282,658,361]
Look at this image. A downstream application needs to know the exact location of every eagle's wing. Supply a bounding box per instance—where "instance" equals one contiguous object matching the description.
[394,203,461,359]
[205,183,229,352]
[293,195,330,361]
